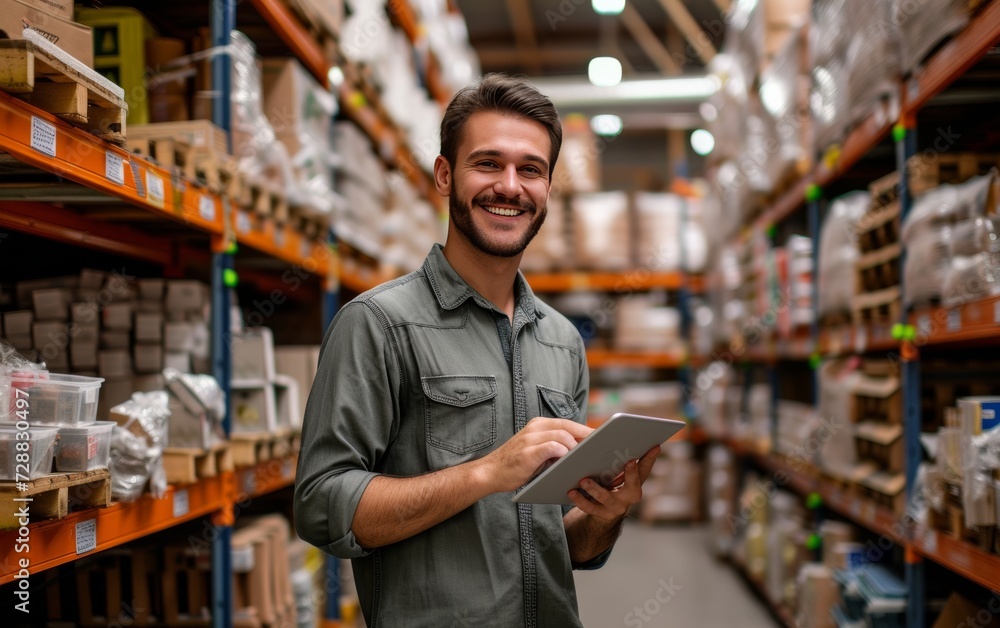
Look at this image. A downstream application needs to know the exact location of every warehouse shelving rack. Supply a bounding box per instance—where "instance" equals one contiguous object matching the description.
[700,3,1000,625]
[0,0,450,625]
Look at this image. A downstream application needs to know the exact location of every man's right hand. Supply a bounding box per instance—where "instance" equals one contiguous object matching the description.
[476,417,593,494]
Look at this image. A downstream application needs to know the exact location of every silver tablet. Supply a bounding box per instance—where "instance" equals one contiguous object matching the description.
[511,412,687,506]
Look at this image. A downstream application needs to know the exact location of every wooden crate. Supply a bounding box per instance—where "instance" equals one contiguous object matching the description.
[854,422,904,474]
[162,443,234,485]
[0,469,111,529]
[853,173,902,324]
[852,365,902,425]
[856,472,906,516]
[907,153,1000,197]
[230,428,297,468]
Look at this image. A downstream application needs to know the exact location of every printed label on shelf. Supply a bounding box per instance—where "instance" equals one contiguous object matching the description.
[300,239,311,261]
[282,460,294,479]
[30,117,57,157]
[105,151,124,185]
[274,228,286,249]
[75,519,97,555]
[854,326,868,353]
[923,528,937,553]
[917,314,931,338]
[199,195,216,223]
[129,158,145,198]
[994,301,1000,325]
[236,210,251,235]
[947,310,961,333]
[146,172,165,209]
[173,489,190,518]
[243,471,256,496]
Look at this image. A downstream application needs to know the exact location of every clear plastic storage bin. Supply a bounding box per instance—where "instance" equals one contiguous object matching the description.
[4,373,104,424]
[55,421,115,472]
[0,425,58,480]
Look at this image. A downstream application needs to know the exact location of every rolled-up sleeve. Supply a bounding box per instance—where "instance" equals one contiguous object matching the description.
[294,301,400,558]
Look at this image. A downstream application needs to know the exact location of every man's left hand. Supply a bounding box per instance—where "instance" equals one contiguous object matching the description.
[567,445,661,521]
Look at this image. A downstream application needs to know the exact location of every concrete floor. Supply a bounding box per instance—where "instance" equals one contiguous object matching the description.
[574,523,778,628]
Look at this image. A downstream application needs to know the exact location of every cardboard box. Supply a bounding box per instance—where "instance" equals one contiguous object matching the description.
[164,322,194,352]
[79,269,106,290]
[232,328,276,381]
[98,378,134,422]
[32,288,71,321]
[7,334,33,351]
[70,342,98,370]
[231,379,277,433]
[100,330,130,350]
[32,321,66,350]
[262,58,333,160]
[166,280,206,312]
[138,279,165,301]
[132,374,164,392]
[0,0,93,66]
[133,344,163,374]
[128,120,228,156]
[99,350,132,379]
[275,346,319,417]
[44,347,69,371]
[4,310,33,337]
[146,37,189,123]
[71,302,100,324]
[136,300,162,313]
[72,322,99,345]
[102,302,133,330]
[19,0,72,21]
[190,323,210,360]
[165,351,191,373]
[135,312,163,343]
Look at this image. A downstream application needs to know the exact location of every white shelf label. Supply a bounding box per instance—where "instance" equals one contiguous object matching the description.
[947,310,961,333]
[146,172,165,209]
[917,314,931,338]
[236,210,251,235]
[173,489,190,518]
[30,116,57,157]
[75,519,97,555]
[282,460,294,479]
[854,326,868,354]
[994,301,1000,325]
[923,528,937,553]
[105,151,124,185]
[243,471,256,496]
[274,229,286,248]
[300,239,311,260]
[199,195,217,222]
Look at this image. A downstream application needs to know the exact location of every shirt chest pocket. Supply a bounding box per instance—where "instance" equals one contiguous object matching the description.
[422,375,498,455]
[537,385,580,420]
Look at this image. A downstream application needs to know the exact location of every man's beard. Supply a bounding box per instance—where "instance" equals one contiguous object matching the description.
[449,192,547,258]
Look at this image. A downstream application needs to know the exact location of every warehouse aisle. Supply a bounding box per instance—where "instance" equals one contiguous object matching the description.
[575,523,776,628]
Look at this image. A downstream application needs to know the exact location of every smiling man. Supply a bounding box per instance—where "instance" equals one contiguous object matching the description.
[294,73,660,627]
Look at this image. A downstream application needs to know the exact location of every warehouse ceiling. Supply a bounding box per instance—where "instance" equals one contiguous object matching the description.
[454,0,727,79]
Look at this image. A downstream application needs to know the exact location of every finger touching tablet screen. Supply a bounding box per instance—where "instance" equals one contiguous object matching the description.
[512,413,686,506]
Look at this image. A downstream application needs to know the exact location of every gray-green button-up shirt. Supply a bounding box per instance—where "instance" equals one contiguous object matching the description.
[295,244,607,627]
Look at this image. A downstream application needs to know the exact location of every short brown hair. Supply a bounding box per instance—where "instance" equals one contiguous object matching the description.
[440,73,562,177]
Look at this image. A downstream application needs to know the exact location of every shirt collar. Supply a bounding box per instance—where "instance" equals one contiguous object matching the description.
[422,244,544,321]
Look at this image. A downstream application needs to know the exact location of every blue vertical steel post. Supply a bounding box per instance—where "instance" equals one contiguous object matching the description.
[678,197,695,420]
[897,124,923,628]
[211,2,235,628]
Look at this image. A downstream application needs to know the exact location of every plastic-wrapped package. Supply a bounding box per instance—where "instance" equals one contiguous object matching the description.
[810,0,851,151]
[844,0,899,126]
[633,193,708,273]
[570,192,632,270]
[817,359,861,478]
[742,94,785,197]
[894,0,973,74]
[707,54,749,162]
[902,173,998,306]
[817,192,868,319]
[108,391,171,501]
[760,25,812,181]
[942,216,1000,307]
[724,0,764,86]
[0,340,47,422]
[777,400,820,459]
[613,296,681,355]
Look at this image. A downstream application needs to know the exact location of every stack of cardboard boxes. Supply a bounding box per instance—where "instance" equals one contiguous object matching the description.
[0,0,93,67]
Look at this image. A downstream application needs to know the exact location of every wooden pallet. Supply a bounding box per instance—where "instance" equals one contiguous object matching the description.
[908,152,1000,197]
[0,468,112,529]
[127,136,238,196]
[856,471,906,516]
[290,205,329,240]
[857,201,900,254]
[855,243,901,294]
[0,40,127,144]
[247,181,289,223]
[162,443,234,485]
[854,421,904,473]
[852,286,902,326]
[229,428,297,468]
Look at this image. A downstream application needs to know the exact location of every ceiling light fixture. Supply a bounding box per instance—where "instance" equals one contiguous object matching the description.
[588,56,623,87]
[529,75,719,107]
[691,129,715,156]
[592,0,626,15]
[590,114,624,136]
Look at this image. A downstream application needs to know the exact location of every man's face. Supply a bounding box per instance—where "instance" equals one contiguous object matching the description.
[442,111,552,258]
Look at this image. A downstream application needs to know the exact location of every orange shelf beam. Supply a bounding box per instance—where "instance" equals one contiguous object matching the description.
[233,208,332,278]
[247,0,330,87]
[235,455,298,499]
[817,321,900,356]
[524,271,702,293]
[904,0,1000,116]
[910,296,1000,346]
[0,91,224,235]
[0,474,234,585]
[815,111,894,188]
[912,527,1000,593]
[586,349,684,369]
